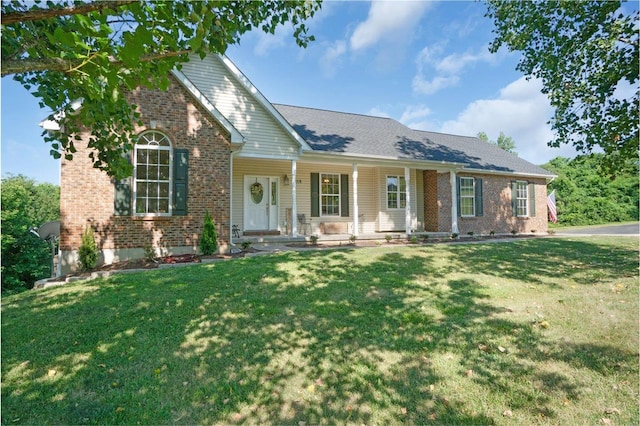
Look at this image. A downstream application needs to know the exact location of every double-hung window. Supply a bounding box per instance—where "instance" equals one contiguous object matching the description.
[387,175,406,209]
[511,180,536,217]
[456,176,483,217]
[134,131,172,215]
[459,177,475,216]
[515,181,529,217]
[321,173,340,216]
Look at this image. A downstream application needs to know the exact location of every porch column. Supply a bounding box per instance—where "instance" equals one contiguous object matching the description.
[352,163,359,236]
[405,167,412,235]
[291,160,298,236]
[450,170,459,234]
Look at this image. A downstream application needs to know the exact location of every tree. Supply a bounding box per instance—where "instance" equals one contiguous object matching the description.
[1,175,60,293]
[1,0,322,179]
[542,154,639,226]
[477,131,517,154]
[486,1,639,174]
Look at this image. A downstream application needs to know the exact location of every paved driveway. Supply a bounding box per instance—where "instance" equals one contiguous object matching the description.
[556,222,639,236]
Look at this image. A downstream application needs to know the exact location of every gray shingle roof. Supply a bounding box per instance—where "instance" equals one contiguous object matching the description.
[274,104,553,177]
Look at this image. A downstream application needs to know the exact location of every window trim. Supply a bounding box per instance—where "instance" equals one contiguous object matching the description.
[133,130,173,217]
[386,175,407,210]
[515,180,529,217]
[459,176,475,217]
[320,172,341,217]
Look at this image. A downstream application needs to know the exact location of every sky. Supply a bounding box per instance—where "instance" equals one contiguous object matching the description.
[1,0,585,185]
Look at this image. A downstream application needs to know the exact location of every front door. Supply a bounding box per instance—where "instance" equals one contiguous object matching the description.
[244,176,279,231]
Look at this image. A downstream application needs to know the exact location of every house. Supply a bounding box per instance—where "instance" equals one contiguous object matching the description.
[54,54,554,274]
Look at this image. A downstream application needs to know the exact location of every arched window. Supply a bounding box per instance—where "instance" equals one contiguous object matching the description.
[134,131,172,215]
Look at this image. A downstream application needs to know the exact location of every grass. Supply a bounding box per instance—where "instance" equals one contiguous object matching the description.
[2,237,638,425]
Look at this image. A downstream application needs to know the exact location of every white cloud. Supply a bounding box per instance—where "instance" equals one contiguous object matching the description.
[413,44,497,96]
[439,77,579,164]
[320,40,347,76]
[413,75,459,95]
[350,1,431,51]
[398,104,439,130]
[252,23,292,56]
[367,107,391,118]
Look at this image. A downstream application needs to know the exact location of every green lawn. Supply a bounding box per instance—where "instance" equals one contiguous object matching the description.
[2,237,638,425]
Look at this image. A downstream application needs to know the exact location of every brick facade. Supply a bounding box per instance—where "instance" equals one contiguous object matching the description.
[434,171,548,235]
[60,75,232,272]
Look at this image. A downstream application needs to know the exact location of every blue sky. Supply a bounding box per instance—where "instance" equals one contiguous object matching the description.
[2,0,583,185]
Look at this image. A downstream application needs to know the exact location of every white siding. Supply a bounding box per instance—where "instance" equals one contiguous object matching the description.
[377,168,419,231]
[181,57,299,158]
[233,159,383,235]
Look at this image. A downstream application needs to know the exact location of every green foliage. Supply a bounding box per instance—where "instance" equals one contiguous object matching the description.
[1,175,59,293]
[78,227,98,272]
[199,211,217,255]
[241,241,252,250]
[477,131,517,154]
[1,0,322,179]
[543,154,639,226]
[486,1,639,174]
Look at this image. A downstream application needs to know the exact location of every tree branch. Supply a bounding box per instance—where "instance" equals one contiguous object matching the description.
[1,0,137,25]
[1,49,193,76]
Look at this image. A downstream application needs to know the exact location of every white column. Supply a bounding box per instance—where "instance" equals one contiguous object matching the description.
[291,160,298,236]
[352,163,359,236]
[450,170,459,234]
[405,167,411,235]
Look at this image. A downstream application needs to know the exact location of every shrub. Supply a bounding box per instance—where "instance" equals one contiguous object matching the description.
[78,226,98,271]
[310,234,319,245]
[385,235,392,243]
[467,231,474,237]
[451,233,459,239]
[489,230,496,236]
[241,241,252,250]
[200,211,218,255]
[410,235,418,244]
[349,234,357,244]
[143,245,155,262]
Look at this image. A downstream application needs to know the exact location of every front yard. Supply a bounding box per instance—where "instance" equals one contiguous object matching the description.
[2,237,638,425]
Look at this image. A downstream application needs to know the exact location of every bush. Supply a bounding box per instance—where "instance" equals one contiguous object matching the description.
[199,211,218,255]
[78,226,98,271]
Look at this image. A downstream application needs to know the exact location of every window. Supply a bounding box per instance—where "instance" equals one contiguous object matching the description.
[515,181,529,217]
[321,173,340,216]
[387,175,406,209]
[456,176,483,217]
[459,177,475,216]
[134,131,172,215]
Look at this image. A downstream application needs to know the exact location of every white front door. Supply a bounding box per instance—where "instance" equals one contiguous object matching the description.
[244,176,279,231]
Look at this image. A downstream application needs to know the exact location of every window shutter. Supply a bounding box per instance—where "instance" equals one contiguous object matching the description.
[173,149,189,216]
[528,182,536,217]
[511,181,517,216]
[340,174,349,217]
[114,178,131,216]
[475,178,483,217]
[311,173,319,217]
[456,176,461,217]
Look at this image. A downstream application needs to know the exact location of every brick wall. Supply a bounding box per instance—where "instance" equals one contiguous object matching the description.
[435,171,548,235]
[422,170,438,231]
[60,74,232,268]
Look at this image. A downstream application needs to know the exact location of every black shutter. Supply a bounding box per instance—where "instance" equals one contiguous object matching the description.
[173,149,189,216]
[114,178,131,216]
[475,178,483,217]
[456,176,461,217]
[340,174,349,217]
[529,182,536,217]
[311,173,319,217]
[511,181,517,216]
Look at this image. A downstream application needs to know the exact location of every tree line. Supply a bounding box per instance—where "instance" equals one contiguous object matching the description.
[543,154,639,226]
